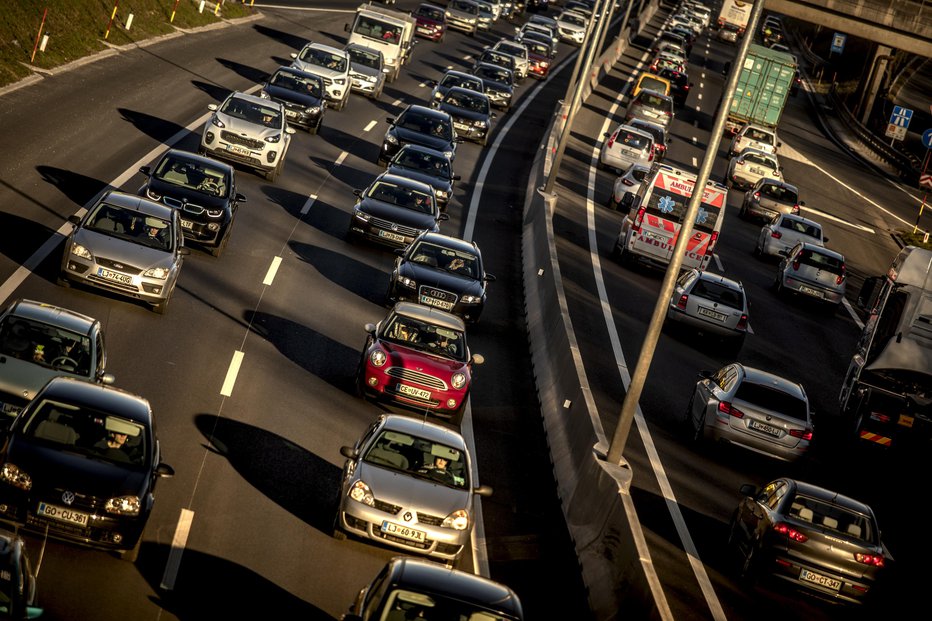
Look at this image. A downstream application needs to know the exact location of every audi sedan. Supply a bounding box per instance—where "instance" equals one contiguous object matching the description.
[436,86,495,146]
[334,414,492,563]
[139,148,246,257]
[379,105,458,165]
[58,191,189,315]
[0,376,174,562]
[356,302,484,423]
[386,144,460,211]
[387,231,495,323]
[685,363,813,463]
[347,173,448,249]
[428,70,485,108]
[729,478,889,606]
[258,65,326,133]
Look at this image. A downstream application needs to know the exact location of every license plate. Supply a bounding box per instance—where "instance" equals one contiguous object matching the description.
[97,268,133,285]
[180,219,194,230]
[0,402,22,416]
[420,295,454,311]
[285,110,298,118]
[799,569,842,591]
[897,414,914,428]
[38,502,89,527]
[454,122,470,131]
[645,231,667,242]
[417,27,430,33]
[750,167,766,175]
[697,306,727,322]
[748,419,781,436]
[381,520,426,542]
[397,383,431,400]
[378,230,406,243]
[798,285,823,298]
[227,144,250,156]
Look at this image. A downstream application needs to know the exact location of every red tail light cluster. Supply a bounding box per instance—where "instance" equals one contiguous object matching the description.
[774,522,808,542]
[606,131,617,149]
[677,294,688,309]
[648,149,654,162]
[753,191,761,201]
[717,401,744,418]
[632,205,647,232]
[855,552,885,567]
[836,263,846,285]
[621,178,635,186]
[771,230,782,239]
[789,427,813,441]
[792,204,800,214]
[736,314,748,330]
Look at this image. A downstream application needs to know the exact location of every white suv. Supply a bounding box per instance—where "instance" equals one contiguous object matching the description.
[290,42,352,111]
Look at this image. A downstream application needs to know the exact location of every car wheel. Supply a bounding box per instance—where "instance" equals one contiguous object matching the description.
[332,509,347,541]
[772,274,784,295]
[479,134,488,147]
[264,162,279,182]
[308,120,320,135]
[121,536,142,563]
[385,282,397,306]
[209,233,228,258]
[753,238,763,258]
[56,273,71,288]
[726,512,741,549]
[739,201,748,218]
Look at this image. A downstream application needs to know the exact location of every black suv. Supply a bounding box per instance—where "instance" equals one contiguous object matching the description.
[378,105,458,165]
[658,67,692,106]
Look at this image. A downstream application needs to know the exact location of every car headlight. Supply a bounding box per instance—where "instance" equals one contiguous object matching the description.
[334,78,346,85]
[210,116,225,128]
[473,119,488,127]
[145,187,162,201]
[265,133,282,144]
[354,209,371,222]
[385,133,399,145]
[399,276,417,289]
[468,18,476,24]
[433,90,443,100]
[443,150,454,159]
[206,208,224,218]
[143,266,170,280]
[460,294,482,304]
[259,90,270,99]
[451,372,467,389]
[349,480,375,506]
[369,349,387,367]
[0,463,31,491]
[442,509,470,530]
[71,243,93,260]
[435,189,448,199]
[306,105,321,115]
[105,495,141,516]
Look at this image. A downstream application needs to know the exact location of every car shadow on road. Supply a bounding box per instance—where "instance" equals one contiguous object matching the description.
[35,165,109,209]
[252,24,309,51]
[216,57,269,85]
[432,50,472,69]
[0,209,60,272]
[263,185,313,220]
[137,544,332,620]
[117,108,189,146]
[290,241,391,308]
[191,79,231,103]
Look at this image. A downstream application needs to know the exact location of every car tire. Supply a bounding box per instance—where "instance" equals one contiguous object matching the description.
[738,201,748,218]
[753,238,763,258]
[739,541,759,584]
[309,120,320,135]
[56,273,71,288]
[264,161,280,183]
[332,510,347,541]
[209,234,228,258]
[479,134,488,147]
[121,536,142,563]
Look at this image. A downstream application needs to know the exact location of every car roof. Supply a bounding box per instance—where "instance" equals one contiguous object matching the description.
[743,123,777,134]
[475,62,513,76]
[693,270,744,291]
[381,414,468,448]
[784,479,875,515]
[628,118,666,135]
[36,376,152,424]
[736,147,774,158]
[373,172,436,194]
[345,42,384,57]
[385,556,524,617]
[403,104,452,120]
[102,190,175,220]
[392,301,467,332]
[758,177,798,192]
[616,124,655,141]
[797,242,845,260]
[415,231,480,255]
[446,85,489,100]
[162,148,235,173]
[634,89,673,102]
[777,213,821,227]
[395,143,451,159]
[7,299,97,334]
[229,90,279,108]
[737,364,806,400]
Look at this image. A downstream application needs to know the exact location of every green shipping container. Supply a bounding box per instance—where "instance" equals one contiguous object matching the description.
[728,44,796,130]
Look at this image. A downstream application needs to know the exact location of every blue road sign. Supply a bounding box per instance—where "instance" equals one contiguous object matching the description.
[831,33,846,54]
[890,106,913,129]
[923,128,932,149]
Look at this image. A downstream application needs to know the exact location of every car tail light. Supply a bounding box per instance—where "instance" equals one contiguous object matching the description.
[792,204,800,214]
[622,178,635,186]
[677,294,688,309]
[789,427,813,440]
[753,191,761,201]
[648,149,654,162]
[774,522,808,542]
[792,258,800,271]
[870,411,892,424]
[855,552,885,567]
[708,230,719,252]
[657,144,666,153]
[770,230,782,239]
[717,401,744,418]
[606,131,618,149]
[632,205,646,232]
[836,263,846,285]
[736,314,748,330]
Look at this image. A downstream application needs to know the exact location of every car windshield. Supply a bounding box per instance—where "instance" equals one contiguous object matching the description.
[398,111,453,140]
[637,92,669,109]
[616,131,650,150]
[444,91,489,114]
[760,183,797,203]
[407,241,480,279]
[561,12,586,26]
[85,202,174,252]
[441,74,482,92]
[220,97,282,129]
[364,430,468,489]
[270,70,323,99]
[367,181,435,214]
[746,128,774,143]
[381,314,467,361]
[0,316,92,376]
[482,51,514,68]
[526,41,549,56]
[380,588,516,621]
[789,496,878,544]
[691,279,744,310]
[393,149,451,178]
[475,65,511,84]
[153,155,230,198]
[497,43,525,58]
[298,47,348,72]
[450,0,478,14]
[352,16,402,43]
[415,5,444,20]
[734,382,808,420]
[21,398,149,467]
[348,47,381,70]
[640,76,668,92]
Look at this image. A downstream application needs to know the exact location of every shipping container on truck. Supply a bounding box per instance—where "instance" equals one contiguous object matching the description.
[716,0,751,34]
[724,44,796,134]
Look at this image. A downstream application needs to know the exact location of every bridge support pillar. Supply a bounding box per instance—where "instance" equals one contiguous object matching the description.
[858,44,893,126]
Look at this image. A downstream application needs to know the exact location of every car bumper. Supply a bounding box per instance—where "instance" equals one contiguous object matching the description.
[60,250,175,307]
[391,289,484,323]
[337,499,466,561]
[415,25,445,41]
[360,362,468,419]
[451,120,489,142]
[703,414,809,463]
[666,306,744,338]
[282,107,322,130]
[349,215,428,249]
[528,63,550,79]
[321,85,349,105]
[178,214,229,247]
[765,550,878,605]
[599,148,641,172]
[446,18,477,33]
[486,91,512,109]
[200,132,282,173]
[779,275,844,304]
[745,201,793,220]
[350,75,382,96]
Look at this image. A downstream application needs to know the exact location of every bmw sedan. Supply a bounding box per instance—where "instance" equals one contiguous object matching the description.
[356,302,484,423]
[334,414,493,563]
[685,363,813,463]
[0,376,174,562]
[58,191,189,315]
[729,478,889,606]
[347,173,448,249]
[386,144,460,211]
[379,105,458,165]
[436,86,495,146]
[139,148,246,257]
[387,232,495,323]
[258,65,326,134]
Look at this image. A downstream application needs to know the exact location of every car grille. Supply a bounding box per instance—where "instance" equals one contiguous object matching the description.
[369,217,422,238]
[181,203,208,215]
[418,285,458,305]
[97,257,143,274]
[220,131,263,150]
[386,367,448,391]
[374,499,401,514]
[416,512,444,526]
[45,488,103,513]
[27,513,92,537]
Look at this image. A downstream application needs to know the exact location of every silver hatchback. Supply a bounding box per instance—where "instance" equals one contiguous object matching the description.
[755,213,826,258]
[774,242,846,309]
[599,124,654,173]
[685,363,813,463]
[667,269,749,353]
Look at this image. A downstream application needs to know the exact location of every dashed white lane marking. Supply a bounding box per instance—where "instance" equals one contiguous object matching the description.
[697,93,702,100]
[263,256,283,286]
[701,72,705,79]
[220,351,245,397]
[699,82,704,88]
[419,82,427,88]
[447,65,453,70]
[335,151,348,166]
[300,194,317,215]
[705,49,709,54]
[160,508,195,591]
[696,105,701,111]
[392,98,402,107]
[692,157,698,167]
[692,137,697,144]
[464,54,472,61]
[363,120,377,132]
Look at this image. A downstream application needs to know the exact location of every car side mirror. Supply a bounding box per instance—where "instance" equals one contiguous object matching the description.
[471,353,485,365]
[353,189,363,198]
[822,236,829,244]
[452,174,461,181]
[139,165,151,176]
[386,117,396,125]
[603,131,610,138]
[798,200,806,206]
[344,23,349,32]
[474,484,494,497]
[285,127,296,135]
[68,214,82,225]
[777,249,790,257]
[697,369,714,380]
[290,52,298,59]
[777,141,783,147]
[99,372,116,385]
[340,445,357,459]
[438,212,450,221]
[455,136,466,143]
[364,323,376,334]
[491,113,497,120]
[484,273,496,282]
[208,103,218,112]
[157,463,175,478]
[739,483,757,497]
[236,193,247,202]
[394,248,405,256]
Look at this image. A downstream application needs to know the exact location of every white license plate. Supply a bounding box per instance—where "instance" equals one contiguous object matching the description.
[454,122,470,131]
[381,520,426,542]
[798,285,824,298]
[697,306,727,322]
[397,383,431,400]
[38,502,90,527]
[645,231,667,242]
[417,27,431,33]
[748,419,781,437]
[181,219,194,230]
[420,295,454,310]
[0,402,22,416]
[97,268,133,285]
[800,569,842,591]
[750,167,766,175]
[227,144,251,156]
[378,230,406,243]
[285,110,298,118]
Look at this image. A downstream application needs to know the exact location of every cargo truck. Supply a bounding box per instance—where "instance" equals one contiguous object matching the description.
[716,0,751,35]
[345,3,418,82]
[839,246,932,451]
[724,44,796,134]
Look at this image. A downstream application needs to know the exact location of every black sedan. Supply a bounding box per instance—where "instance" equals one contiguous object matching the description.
[387,231,495,323]
[437,86,495,147]
[658,67,692,107]
[347,173,448,249]
[471,62,514,111]
[259,65,326,134]
[138,149,245,257]
[0,376,174,562]
[378,105,459,165]
[386,144,460,211]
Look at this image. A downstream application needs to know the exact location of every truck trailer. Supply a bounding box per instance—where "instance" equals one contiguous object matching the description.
[724,44,797,134]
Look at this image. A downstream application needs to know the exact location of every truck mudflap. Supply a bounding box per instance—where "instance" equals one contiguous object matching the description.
[851,390,932,449]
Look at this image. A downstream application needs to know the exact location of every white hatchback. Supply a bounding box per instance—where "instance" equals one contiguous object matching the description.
[730,123,780,157]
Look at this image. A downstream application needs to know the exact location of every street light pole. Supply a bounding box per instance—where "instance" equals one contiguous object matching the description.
[605,0,768,465]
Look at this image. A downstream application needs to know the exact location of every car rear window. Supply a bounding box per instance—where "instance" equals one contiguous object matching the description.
[638,92,669,109]
[761,184,797,203]
[618,131,649,150]
[789,496,878,544]
[798,249,844,274]
[691,280,744,310]
[734,382,808,420]
[780,219,820,238]
[640,76,668,92]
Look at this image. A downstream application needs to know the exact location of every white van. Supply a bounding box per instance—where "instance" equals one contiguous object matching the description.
[613,164,727,271]
[345,3,417,82]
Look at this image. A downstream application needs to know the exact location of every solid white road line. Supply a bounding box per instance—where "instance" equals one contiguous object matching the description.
[391,99,402,107]
[300,194,317,216]
[220,350,245,397]
[363,120,377,132]
[160,508,195,591]
[263,256,283,286]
